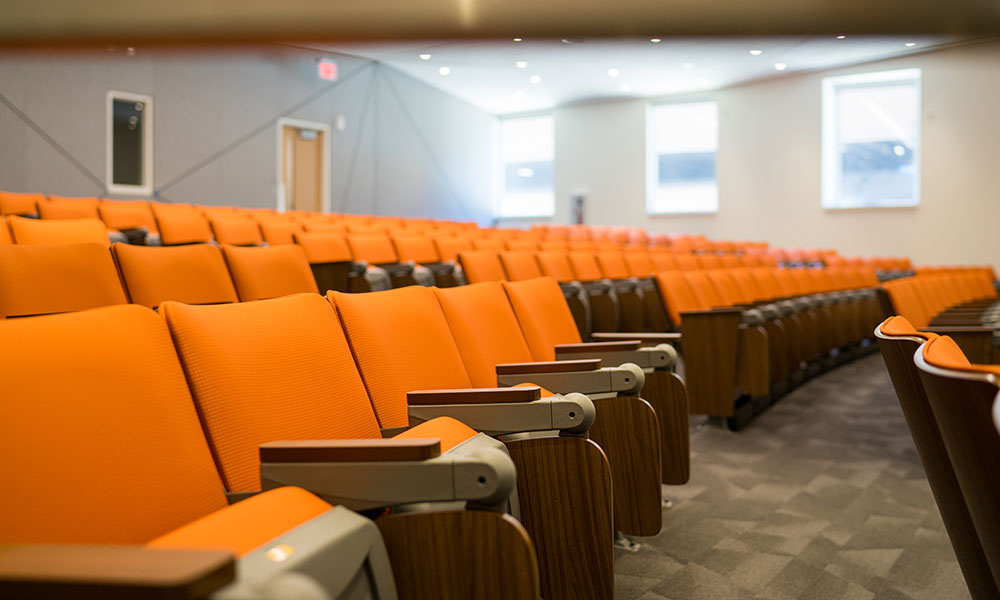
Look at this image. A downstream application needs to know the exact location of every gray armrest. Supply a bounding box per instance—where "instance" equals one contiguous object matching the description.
[407,390,595,437]
[554,342,677,370]
[0,544,234,600]
[260,438,515,512]
[496,363,644,395]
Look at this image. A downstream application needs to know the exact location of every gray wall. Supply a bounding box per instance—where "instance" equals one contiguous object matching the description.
[0,45,495,223]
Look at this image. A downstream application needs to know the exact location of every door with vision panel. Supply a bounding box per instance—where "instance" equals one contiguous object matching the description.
[279,120,329,213]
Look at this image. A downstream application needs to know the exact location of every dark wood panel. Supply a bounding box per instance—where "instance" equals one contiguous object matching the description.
[407,387,541,405]
[680,310,741,417]
[495,359,600,375]
[377,511,539,600]
[259,438,440,462]
[644,369,691,485]
[504,436,613,600]
[588,395,663,536]
[736,325,771,397]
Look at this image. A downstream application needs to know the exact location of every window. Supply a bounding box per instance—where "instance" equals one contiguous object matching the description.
[497,115,554,218]
[106,90,153,196]
[647,101,718,214]
[822,69,921,209]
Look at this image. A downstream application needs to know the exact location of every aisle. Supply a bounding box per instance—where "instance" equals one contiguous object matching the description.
[614,353,970,600]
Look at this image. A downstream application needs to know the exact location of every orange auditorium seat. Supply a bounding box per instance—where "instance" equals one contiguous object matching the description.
[112,242,238,308]
[221,244,318,301]
[7,215,111,246]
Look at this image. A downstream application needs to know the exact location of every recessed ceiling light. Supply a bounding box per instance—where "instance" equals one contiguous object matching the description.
[438,66,451,76]
[513,38,523,42]
[905,42,917,47]
[529,75,542,84]
[419,53,431,60]
[682,62,694,70]
[836,35,846,40]
[650,38,661,43]
[774,62,787,71]
[515,61,527,68]
[749,49,762,56]
[607,68,620,77]
[620,83,632,92]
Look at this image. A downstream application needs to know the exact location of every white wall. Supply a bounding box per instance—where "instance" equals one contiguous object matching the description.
[0,45,496,223]
[499,40,1000,271]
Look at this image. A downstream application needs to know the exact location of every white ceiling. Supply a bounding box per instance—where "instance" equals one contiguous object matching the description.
[321,36,968,115]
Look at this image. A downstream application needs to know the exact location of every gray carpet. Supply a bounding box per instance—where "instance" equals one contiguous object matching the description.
[614,353,971,600]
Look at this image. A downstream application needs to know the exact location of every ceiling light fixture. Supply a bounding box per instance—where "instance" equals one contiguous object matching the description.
[515,61,527,68]
[905,42,917,47]
[529,75,542,84]
[749,49,762,56]
[607,68,620,77]
[513,37,523,42]
[419,53,431,60]
[650,38,661,43]
[836,35,846,40]
[620,83,632,92]
[773,62,787,71]
[438,66,451,76]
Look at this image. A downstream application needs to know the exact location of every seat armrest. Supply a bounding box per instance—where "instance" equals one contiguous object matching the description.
[495,359,601,374]
[408,387,541,405]
[261,439,516,512]
[590,332,682,343]
[0,544,234,600]
[408,391,595,437]
[260,439,441,462]
[497,363,644,395]
[554,341,642,353]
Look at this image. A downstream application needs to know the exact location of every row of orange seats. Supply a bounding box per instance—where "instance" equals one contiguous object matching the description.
[883,269,999,329]
[1,238,685,599]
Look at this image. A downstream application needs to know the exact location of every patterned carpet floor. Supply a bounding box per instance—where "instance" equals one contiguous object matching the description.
[613,352,971,600]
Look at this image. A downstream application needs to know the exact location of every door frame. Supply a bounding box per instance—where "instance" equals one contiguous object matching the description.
[275,117,332,213]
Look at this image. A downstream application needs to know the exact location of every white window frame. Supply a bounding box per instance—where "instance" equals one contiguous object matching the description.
[106,90,154,196]
[495,114,555,219]
[645,100,719,215]
[275,117,332,213]
[821,68,922,210]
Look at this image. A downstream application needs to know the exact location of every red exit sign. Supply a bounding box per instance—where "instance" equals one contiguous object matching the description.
[318,59,338,81]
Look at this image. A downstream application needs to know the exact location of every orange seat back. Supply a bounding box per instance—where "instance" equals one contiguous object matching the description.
[392,235,441,264]
[39,196,101,220]
[674,254,700,271]
[209,217,263,246]
[696,254,723,270]
[329,286,473,428]
[0,219,11,245]
[459,250,507,284]
[293,231,353,263]
[623,251,655,277]
[501,277,582,362]
[649,252,679,272]
[151,203,214,245]
[112,243,238,308]
[99,200,158,233]
[8,215,109,246]
[499,251,543,281]
[162,294,382,491]
[567,252,604,282]
[595,251,631,280]
[472,238,506,252]
[434,282,535,388]
[684,270,728,308]
[222,244,318,301]
[0,305,227,544]
[706,269,749,305]
[729,268,768,302]
[259,220,304,245]
[347,234,398,265]
[433,236,473,262]
[0,243,127,318]
[535,251,576,283]
[655,271,702,325]
[505,239,538,252]
[0,191,43,216]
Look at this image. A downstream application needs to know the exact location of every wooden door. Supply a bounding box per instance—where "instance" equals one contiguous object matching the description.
[280,125,324,212]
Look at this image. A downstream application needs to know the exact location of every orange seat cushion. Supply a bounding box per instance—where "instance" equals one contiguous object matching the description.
[0,243,127,318]
[394,416,477,453]
[148,487,332,557]
[222,244,319,301]
[113,243,239,308]
[161,294,382,492]
[329,286,474,428]
[0,305,227,545]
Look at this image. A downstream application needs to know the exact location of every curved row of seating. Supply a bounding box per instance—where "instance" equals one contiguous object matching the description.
[877,316,1000,600]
